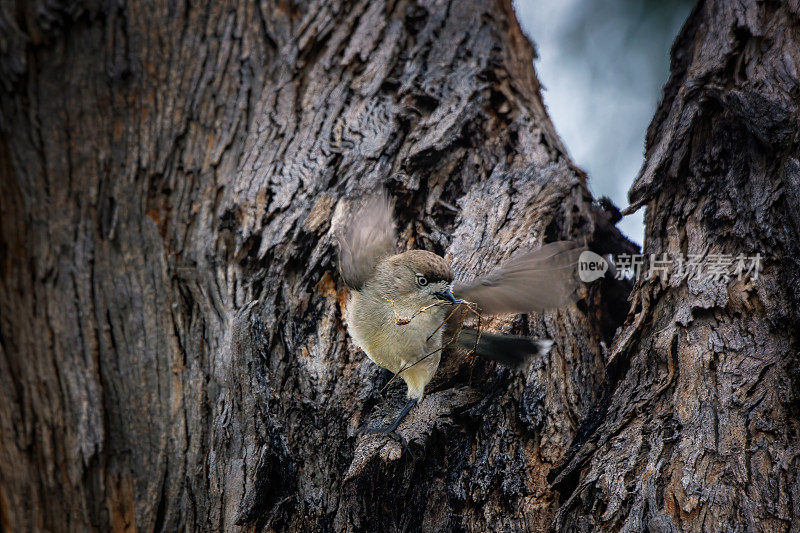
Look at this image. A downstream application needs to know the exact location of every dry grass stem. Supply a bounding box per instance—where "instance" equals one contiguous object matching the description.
[379,298,485,396]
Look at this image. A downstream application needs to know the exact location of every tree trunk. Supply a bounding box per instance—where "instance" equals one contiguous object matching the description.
[0,0,795,532]
[0,0,632,530]
[551,1,800,531]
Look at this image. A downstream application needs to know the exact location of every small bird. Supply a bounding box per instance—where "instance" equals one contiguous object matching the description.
[337,190,584,434]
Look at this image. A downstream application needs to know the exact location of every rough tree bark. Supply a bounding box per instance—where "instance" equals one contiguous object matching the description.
[0,0,632,530]
[551,1,800,531]
[0,0,795,532]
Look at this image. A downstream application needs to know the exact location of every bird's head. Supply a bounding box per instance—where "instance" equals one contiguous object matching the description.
[371,250,456,309]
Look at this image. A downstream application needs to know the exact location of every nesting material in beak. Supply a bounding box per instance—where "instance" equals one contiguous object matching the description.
[434,288,456,304]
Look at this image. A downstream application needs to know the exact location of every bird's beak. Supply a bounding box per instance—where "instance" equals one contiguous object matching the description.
[434,287,456,304]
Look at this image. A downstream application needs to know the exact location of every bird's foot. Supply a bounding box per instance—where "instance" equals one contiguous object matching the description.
[359,398,417,436]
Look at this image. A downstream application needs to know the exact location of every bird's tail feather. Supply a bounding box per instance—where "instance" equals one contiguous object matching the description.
[455,328,552,368]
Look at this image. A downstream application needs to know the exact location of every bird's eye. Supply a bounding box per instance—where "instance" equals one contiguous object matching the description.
[416,274,428,287]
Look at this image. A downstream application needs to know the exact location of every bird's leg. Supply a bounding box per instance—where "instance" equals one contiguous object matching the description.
[364,398,417,435]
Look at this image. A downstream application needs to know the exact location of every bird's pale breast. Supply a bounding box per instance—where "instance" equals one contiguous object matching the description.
[345,290,445,399]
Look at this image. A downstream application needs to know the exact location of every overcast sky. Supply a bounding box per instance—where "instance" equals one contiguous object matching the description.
[513,0,693,246]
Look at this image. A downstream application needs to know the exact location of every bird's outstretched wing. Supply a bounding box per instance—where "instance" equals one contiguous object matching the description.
[454,241,586,314]
[337,190,397,290]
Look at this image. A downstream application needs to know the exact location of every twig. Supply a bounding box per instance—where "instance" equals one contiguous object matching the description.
[426,302,464,342]
[385,299,445,325]
[380,298,486,396]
